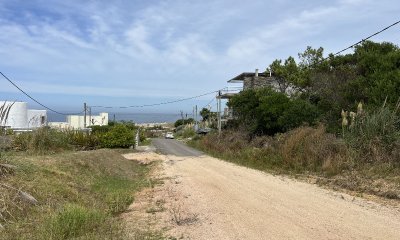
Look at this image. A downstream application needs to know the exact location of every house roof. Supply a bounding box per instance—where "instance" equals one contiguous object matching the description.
[228,72,272,83]
[216,92,238,99]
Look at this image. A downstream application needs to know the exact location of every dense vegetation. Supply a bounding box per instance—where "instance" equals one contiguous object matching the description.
[10,122,139,153]
[228,41,400,135]
[174,118,194,128]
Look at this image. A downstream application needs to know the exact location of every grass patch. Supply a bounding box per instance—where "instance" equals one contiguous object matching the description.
[42,203,106,239]
[0,149,156,239]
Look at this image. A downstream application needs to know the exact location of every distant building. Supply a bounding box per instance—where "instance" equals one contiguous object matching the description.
[217,69,294,122]
[228,69,277,90]
[49,112,109,130]
[0,101,47,129]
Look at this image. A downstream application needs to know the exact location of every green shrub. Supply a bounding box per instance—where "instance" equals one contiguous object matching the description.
[89,125,111,134]
[176,127,196,139]
[67,131,100,150]
[228,87,320,135]
[12,128,71,154]
[99,124,134,148]
[278,98,320,131]
[174,118,194,128]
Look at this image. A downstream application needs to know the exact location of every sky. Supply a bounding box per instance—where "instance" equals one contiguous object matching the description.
[0,0,399,115]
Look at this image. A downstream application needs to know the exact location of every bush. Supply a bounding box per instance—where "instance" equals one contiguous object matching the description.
[89,125,111,134]
[280,125,349,174]
[12,128,103,153]
[174,118,194,128]
[12,128,71,154]
[278,98,320,131]
[67,131,100,150]
[175,127,196,139]
[344,104,400,163]
[99,124,134,148]
[228,87,320,135]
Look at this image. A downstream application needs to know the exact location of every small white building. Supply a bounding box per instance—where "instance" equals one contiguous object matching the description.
[0,101,47,129]
[67,112,109,129]
[49,112,109,130]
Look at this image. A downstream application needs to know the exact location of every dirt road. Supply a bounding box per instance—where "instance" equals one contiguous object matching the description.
[125,139,400,239]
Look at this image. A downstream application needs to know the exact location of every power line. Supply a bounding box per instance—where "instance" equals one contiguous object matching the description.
[201,97,216,110]
[91,89,220,109]
[309,20,400,67]
[0,72,84,115]
[332,20,400,57]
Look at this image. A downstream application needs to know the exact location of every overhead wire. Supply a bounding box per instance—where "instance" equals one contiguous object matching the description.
[90,89,220,109]
[307,20,400,68]
[0,72,85,115]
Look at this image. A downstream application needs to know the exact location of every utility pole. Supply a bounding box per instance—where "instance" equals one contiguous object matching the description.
[217,91,222,136]
[195,105,198,131]
[88,107,92,127]
[84,103,87,128]
[195,105,198,123]
[181,111,185,124]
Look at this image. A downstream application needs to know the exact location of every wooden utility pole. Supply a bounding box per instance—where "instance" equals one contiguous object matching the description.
[195,105,198,123]
[88,107,92,127]
[217,91,222,136]
[84,103,87,128]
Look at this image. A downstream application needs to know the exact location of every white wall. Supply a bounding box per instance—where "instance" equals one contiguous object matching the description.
[63,112,109,129]
[27,110,47,128]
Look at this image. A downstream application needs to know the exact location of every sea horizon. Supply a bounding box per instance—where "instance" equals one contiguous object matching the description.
[47,112,189,124]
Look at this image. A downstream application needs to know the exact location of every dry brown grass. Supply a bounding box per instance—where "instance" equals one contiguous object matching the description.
[280,125,350,175]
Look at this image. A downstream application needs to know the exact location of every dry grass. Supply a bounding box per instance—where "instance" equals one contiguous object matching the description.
[280,125,350,175]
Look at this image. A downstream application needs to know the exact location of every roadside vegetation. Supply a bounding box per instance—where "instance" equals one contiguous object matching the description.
[190,40,400,200]
[0,121,162,239]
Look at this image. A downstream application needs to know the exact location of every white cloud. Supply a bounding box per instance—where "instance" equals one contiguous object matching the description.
[0,0,399,105]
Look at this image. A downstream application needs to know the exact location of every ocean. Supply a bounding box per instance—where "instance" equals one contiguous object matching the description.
[47,112,184,124]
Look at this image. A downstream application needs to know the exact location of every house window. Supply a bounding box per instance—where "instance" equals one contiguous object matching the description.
[41,116,45,125]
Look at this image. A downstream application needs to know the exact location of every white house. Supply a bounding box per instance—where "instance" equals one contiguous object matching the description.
[49,112,109,130]
[0,101,47,129]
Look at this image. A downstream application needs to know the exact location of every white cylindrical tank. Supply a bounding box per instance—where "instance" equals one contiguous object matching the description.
[0,101,28,129]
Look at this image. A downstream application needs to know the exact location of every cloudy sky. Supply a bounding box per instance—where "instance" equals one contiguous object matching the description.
[0,0,399,115]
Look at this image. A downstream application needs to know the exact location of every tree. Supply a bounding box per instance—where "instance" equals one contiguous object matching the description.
[268,56,299,93]
[228,87,320,135]
[200,108,211,122]
[174,118,194,128]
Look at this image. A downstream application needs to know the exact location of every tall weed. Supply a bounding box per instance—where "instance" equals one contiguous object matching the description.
[280,125,350,174]
[345,103,400,163]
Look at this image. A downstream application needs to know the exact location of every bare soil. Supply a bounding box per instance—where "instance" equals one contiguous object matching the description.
[123,152,400,240]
